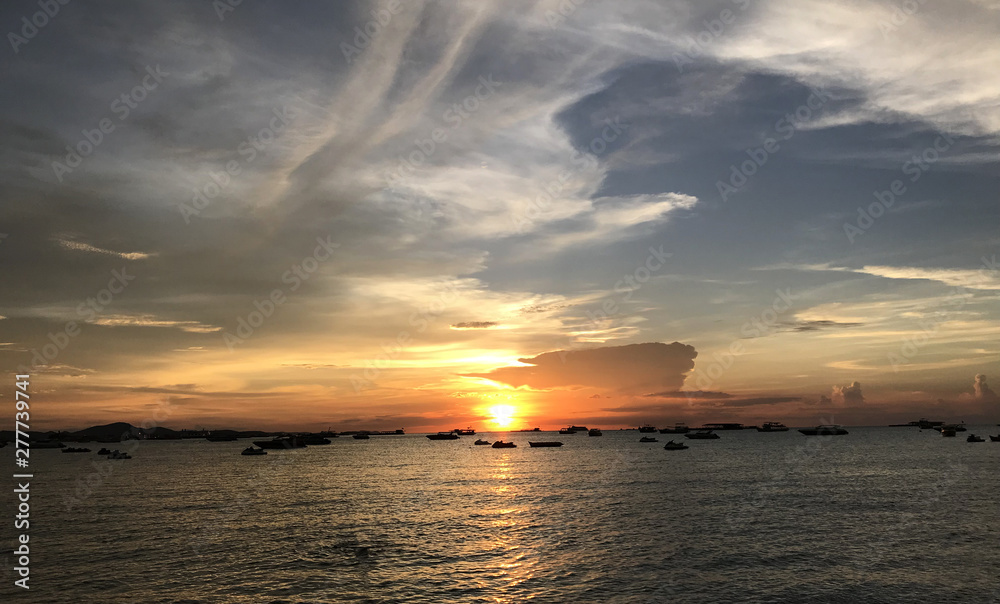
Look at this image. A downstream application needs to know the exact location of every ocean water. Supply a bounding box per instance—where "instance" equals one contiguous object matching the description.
[4,426,1000,603]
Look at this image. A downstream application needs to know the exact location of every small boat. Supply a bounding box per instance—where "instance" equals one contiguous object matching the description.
[659,423,689,434]
[663,440,689,450]
[352,433,370,440]
[106,450,131,460]
[491,440,516,448]
[426,432,460,440]
[454,427,476,435]
[757,422,789,432]
[253,436,306,449]
[302,435,333,445]
[798,425,849,436]
[241,446,267,455]
[97,448,111,455]
[639,437,658,443]
[685,430,720,439]
[938,422,967,433]
[967,434,985,443]
[474,439,491,445]
[989,435,1000,442]
[638,424,657,433]
[528,441,563,447]
[588,428,603,436]
[941,429,956,437]
[517,427,541,432]
[558,427,574,434]
[61,447,91,453]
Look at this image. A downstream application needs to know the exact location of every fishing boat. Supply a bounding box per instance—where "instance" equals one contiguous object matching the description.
[426,432,460,440]
[528,441,563,447]
[639,437,658,443]
[241,446,267,455]
[491,440,516,448]
[798,425,849,436]
[659,423,689,434]
[685,430,720,439]
[638,424,657,433]
[967,434,985,443]
[757,422,789,432]
[588,428,603,436]
[474,439,491,445]
[663,440,689,450]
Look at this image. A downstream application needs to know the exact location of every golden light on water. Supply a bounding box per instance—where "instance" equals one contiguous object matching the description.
[488,404,517,429]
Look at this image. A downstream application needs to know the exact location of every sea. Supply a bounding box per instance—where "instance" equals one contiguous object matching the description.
[3,426,999,603]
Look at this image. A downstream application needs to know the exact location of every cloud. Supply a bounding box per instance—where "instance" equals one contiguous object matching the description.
[57,239,154,260]
[644,390,732,399]
[790,320,863,332]
[468,341,696,394]
[974,374,998,402]
[451,321,500,330]
[832,381,865,405]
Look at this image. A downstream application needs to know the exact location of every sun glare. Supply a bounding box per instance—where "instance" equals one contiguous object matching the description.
[488,404,517,429]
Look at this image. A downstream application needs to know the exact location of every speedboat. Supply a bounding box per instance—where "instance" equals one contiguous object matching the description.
[638,424,657,433]
[663,440,689,450]
[639,436,658,443]
[798,425,848,436]
[967,434,985,442]
[426,432,459,440]
[474,439,491,445]
[241,446,267,455]
[990,435,1000,442]
[491,440,516,448]
[588,428,603,436]
[757,422,789,432]
[659,423,689,434]
[685,430,719,439]
[527,441,563,447]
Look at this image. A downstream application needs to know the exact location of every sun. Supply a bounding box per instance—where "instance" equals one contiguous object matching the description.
[488,405,517,429]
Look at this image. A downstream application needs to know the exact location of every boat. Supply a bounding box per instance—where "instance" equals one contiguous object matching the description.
[941,428,956,437]
[685,430,720,439]
[588,428,603,436]
[517,427,541,432]
[97,448,111,455]
[757,422,789,432]
[639,437,658,443]
[663,440,689,450]
[697,422,746,431]
[938,423,967,433]
[454,427,476,435]
[426,432,460,440]
[61,447,91,453]
[967,434,985,443]
[659,423,689,434]
[253,436,306,449]
[558,427,574,434]
[798,425,849,436]
[302,435,332,445]
[241,446,267,455]
[528,441,563,447]
[206,434,237,442]
[474,439,491,445]
[638,424,657,433]
[352,433,370,440]
[106,450,131,460]
[989,435,1000,442]
[491,440,516,448]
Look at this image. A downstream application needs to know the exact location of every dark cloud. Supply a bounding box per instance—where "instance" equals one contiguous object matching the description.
[469,342,697,394]
[789,320,864,332]
[711,396,802,408]
[974,374,998,402]
[451,321,499,329]
[832,381,864,405]
[644,390,732,399]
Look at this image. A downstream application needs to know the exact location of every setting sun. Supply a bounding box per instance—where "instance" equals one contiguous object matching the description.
[488,405,517,429]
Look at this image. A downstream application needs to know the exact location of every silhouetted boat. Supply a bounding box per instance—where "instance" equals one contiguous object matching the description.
[516,427,541,432]
[97,448,112,455]
[638,424,657,433]
[253,436,306,449]
[937,423,966,433]
[302,435,332,445]
[454,427,476,435]
[528,441,563,447]
[697,422,746,431]
[757,422,789,432]
[659,423,689,434]
[62,447,91,453]
[106,450,131,459]
[663,440,688,450]
[426,432,459,440]
[798,425,848,436]
[639,437,658,443]
[685,430,719,439]
[474,439,491,445]
[941,428,956,437]
[558,427,574,434]
[241,446,267,455]
[588,428,603,436]
[491,440,516,448]
[967,434,985,442]
[352,433,370,440]
[989,435,1000,442]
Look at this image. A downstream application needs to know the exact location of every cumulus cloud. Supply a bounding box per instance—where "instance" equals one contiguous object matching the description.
[469,342,697,394]
[832,381,864,405]
[973,374,998,402]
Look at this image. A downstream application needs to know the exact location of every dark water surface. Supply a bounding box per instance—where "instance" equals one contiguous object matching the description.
[4,426,1000,603]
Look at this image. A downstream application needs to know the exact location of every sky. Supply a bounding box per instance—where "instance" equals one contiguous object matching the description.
[1,0,998,431]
